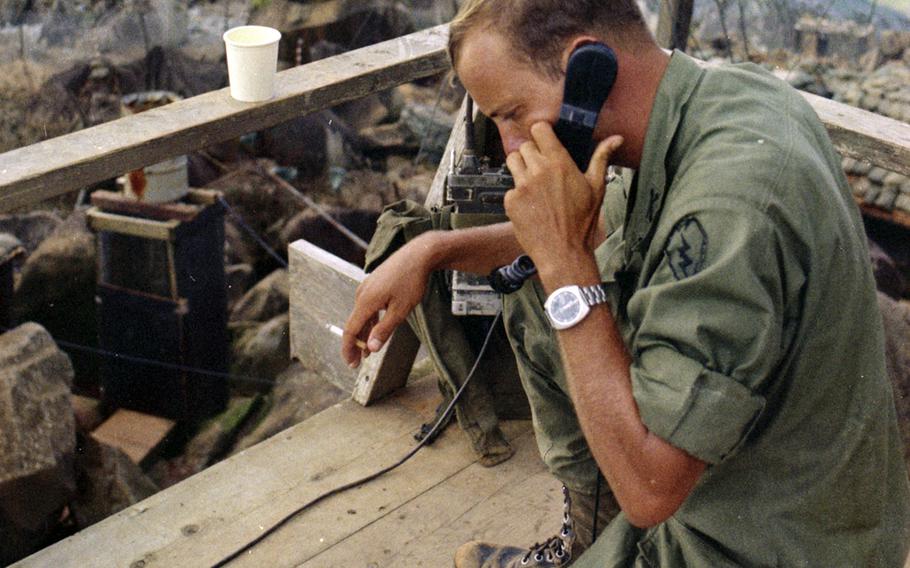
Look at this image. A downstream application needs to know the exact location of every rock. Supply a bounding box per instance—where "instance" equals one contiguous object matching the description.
[853,160,873,176]
[868,167,889,185]
[875,186,898,210]
[147,397,260,489]
[359,102,455,161]
[360,120,418,155]
[332,92,397,131]
[72,395,104,432]
[70,433,157,529]
[901,181,910,195]
[0,323,75,565]
[863,182,882,205]
[841,157,857,175]
[870,240,906,300]
[335,169,397,212]
[883,172,907,189]
[400,103,456,162]
[0,232,22,261]
[231,361,347,454]
[211,167,301,272]
[229,269,288,325]
[223,218,258,268]
[225,263,256,312]
[895,194,910,215]
[13,211,98,392]
[256,114,329,180]
[852,177,872,199]
[386,156,437,203]
[860,92,881,112]
[881,31,908,59]
[279,208,378,268]
[878,293,910,469]
[0,211,62,255]
[230,313,291,389]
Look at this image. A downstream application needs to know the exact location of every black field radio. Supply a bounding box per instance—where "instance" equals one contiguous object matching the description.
[446,96,513,316]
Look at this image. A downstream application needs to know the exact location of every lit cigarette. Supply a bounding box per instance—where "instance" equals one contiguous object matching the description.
[326,324,367,350]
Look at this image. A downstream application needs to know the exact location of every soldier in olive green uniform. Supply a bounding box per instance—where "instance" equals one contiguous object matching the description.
[500,49,910,567]
[342,1,910,566]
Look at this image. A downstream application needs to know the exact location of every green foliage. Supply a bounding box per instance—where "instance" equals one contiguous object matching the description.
[251,0,272,9]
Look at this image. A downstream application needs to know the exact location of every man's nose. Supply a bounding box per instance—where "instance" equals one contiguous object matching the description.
[498,125,526,155]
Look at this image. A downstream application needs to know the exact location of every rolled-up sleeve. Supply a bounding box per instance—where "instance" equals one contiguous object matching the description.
[627,197,801,464]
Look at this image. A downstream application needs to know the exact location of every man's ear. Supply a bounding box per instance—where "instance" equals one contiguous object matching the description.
[561,35,605,73]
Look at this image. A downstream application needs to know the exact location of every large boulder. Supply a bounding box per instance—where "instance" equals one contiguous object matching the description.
[0,211,62,255]
[0,322,76,565]
[279,208,378,268]
[229,269,289,325]
[148,397,260,489]
[13,211,98,393]
[70,433,158,530]
[231,313,291,391]
[225,263,256,313]
[231,361,347,454]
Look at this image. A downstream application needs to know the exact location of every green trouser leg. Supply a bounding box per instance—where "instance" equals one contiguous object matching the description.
[405,268,514,466]
[502,279,621,549]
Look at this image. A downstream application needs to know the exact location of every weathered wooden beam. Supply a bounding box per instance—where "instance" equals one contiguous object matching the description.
[656,0,695,51]
[802,90,910,178]
[0,25,450,212]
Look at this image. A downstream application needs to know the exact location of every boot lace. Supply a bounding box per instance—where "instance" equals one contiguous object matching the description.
[519,486,574,565]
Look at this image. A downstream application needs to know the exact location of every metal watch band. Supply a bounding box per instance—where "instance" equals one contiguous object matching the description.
[579,283,609,306]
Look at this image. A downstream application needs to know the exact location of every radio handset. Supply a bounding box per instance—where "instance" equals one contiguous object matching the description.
[489,42,618,294]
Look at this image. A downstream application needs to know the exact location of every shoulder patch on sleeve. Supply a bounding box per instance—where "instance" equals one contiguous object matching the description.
[665,215,708,280]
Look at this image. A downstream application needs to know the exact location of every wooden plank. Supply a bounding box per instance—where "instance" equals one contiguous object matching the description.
[12,377,513,568]
[0,25,450,212]
[288,238,417,396]
[86,209,178,241]
[90,190,202,222]
[90,409,176,467]
[656,0,695,51]
[351,323,421,405]
[803,90,910,178]
[297,433,562,567]
[226,424,540,568]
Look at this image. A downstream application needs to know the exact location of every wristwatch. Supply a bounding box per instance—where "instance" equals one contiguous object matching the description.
[544,284,610,330]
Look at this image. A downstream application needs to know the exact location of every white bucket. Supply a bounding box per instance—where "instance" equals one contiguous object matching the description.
[223,25,282,102]
[124,155,189,204]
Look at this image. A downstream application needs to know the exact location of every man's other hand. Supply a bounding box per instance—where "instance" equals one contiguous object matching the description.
[342,238,434,368]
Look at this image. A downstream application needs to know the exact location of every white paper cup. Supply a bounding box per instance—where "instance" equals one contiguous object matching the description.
[223,25,282,102]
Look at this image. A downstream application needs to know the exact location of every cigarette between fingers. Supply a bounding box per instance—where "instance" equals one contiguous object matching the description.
[326,324,367,350]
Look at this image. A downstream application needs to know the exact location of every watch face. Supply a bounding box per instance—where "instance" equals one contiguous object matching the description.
[550,290,581,323]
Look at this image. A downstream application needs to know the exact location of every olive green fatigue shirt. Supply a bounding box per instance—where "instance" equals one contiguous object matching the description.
[506,51,910,567]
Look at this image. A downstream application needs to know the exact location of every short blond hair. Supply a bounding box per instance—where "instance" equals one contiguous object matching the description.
[448,0,652,79]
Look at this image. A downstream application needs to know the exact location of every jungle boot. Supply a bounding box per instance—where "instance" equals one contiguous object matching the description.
[453,482,621,567]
